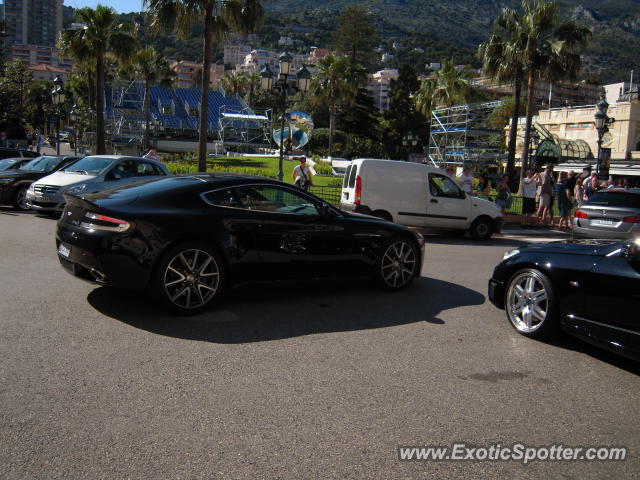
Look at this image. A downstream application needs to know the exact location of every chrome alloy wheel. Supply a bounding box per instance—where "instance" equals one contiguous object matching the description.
[506,272,549,333]
[163,249,219,309]
[16,188,28,210]
[381,241,417,288]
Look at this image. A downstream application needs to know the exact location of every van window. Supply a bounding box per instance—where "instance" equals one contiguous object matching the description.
[429,173,465,199]
[348,164,358,188]
[343,165,352,188]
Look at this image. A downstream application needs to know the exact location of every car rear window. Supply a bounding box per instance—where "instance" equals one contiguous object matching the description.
[348,164,358,188]
[343,165,352,188]
[585,192,640,208]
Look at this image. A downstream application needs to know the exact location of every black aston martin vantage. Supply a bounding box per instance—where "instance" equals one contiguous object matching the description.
[489,239,640,361]
[56,174,425,314]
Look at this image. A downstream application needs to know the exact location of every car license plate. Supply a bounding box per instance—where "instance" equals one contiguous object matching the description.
[35,195,50,203]
[58,243,70,258]
[593,218,615,226]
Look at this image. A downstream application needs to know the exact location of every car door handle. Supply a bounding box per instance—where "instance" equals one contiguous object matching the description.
[430,199,438,203]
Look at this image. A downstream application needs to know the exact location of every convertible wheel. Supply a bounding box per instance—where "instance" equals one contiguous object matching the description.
[375,238,418,290]
[505,269,558,339]
[152,243,225,315]
[13,186,29,210]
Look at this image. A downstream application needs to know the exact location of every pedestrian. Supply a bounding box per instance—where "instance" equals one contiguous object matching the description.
[583,172,599,201]
[495,174,511,215]
[520,169,538,228]
[535,163,554,227]
[36,132,44,153]
[556,171,572,231]
[458,166,474,195]
[292,156,312,191]
[574,172,586,207]
[476,172,491,199]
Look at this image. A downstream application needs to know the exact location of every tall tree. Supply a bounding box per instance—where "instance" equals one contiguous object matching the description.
[332,5,379,70]
[133,46,175,149]
[507,0,590,173]
[59,5,136,154]
[0,60,32,135]
[218,70,248,97]
[145,0,264,172]
[478,7,527,177]
[429,58,473,107]
[309,54,359,158]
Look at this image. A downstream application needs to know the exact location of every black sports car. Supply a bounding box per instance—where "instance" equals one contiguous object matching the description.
[0,155,82,210]
[56,174,425,314]
[489,239,640,361]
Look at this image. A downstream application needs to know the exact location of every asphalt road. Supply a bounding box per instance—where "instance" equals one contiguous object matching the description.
[1,209,638,480]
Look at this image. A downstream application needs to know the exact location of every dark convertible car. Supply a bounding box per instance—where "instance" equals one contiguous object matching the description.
[56,174,425,314]
[489,239,640,361]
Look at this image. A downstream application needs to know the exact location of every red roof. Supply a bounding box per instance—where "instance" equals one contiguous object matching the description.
[28,64,68,74]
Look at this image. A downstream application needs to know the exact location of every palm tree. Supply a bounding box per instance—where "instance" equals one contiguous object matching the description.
[478,8,526,177]
[511,0,590,173]
[133,46,175,149]
[430,58,473,107]
[218,70,248,97]
[145,0,263,172]
[309,54,359,158]
[58,5,135,154]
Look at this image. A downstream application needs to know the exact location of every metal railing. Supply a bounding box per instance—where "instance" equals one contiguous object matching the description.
[309,185,342,206]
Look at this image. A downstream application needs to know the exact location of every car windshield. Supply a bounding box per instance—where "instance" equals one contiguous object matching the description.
[586,192,640,208]
[62,156,113,174]
[18,156,61,172]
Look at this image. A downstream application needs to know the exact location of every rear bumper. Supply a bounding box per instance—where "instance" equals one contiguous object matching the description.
[572,223,639,239]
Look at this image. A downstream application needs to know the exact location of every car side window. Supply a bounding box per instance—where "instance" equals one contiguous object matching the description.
[136,161,165,176]
[107,160,137,180]
[429,174,465,199]
[234,185,319,215]
[203,188,244,209]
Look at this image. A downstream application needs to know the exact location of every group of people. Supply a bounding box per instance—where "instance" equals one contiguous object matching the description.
[454,164,636,231]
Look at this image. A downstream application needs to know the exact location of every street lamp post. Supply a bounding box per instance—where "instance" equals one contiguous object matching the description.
[260,53,311,181]
[594,95,615,180]
[51,76,66,156]
[69,104,78,156]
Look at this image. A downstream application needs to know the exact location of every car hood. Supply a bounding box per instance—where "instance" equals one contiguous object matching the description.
[0,170,44,181]
[34,171,98,187]
[472,196,500,212]
[522,239,622,256]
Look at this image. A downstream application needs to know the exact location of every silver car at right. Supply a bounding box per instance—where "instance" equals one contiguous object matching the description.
[573,188,640,239]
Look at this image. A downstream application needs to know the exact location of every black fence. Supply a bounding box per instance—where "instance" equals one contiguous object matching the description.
[309,186,342,206]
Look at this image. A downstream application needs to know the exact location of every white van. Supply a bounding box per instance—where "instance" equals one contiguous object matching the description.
[340,159,503,240]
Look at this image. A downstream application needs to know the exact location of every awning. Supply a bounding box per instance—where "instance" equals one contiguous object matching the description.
[221,113,269,121]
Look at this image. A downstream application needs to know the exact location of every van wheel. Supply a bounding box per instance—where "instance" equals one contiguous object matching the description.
[372,210,392,222]
[470,217,493,240]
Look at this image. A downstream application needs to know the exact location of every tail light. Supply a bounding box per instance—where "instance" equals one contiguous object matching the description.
[574,210,588,219]
[354,175,362,205]
[623,215,640,223]
[80,212,131,232]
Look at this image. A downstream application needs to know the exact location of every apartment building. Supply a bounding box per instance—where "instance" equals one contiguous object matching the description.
[170,60,225,89]
[367,69,399,112]
[2,0,63,54]
[10,44,73,70]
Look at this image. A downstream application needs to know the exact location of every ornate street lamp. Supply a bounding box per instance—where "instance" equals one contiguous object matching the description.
[260,53,311,181]
[69,104,78,156]
[594,95,615,179]
[51,76,66,155]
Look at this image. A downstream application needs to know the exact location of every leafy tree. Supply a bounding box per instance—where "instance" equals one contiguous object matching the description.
[132,46,175,149]
[308,54,359,158]
[331,5,379,70]
[59,5,136,154]
[145,0,264,172]
[428,58,473,107]
[25,81,55,133]
[337,87,379,140]
[218,70,248,97]
[0,60,32,136]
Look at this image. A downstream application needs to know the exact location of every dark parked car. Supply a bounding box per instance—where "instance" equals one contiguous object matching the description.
[56,175,425,314]
[0,157,32,171]
[0,155,82,210]
[573,188,640,239]
[489,239,640,361]
[0,148,39,160]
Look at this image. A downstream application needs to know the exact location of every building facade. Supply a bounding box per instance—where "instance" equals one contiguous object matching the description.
[10,44,73,70]
[367,69,399,112]
[170,60,225,90]
[2,0,63,53]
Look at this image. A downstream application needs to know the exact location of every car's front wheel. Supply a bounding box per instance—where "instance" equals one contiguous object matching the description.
[504,268,558,339]
[152,242,226,315]
[13,185,30,210]
[374,237,419,290]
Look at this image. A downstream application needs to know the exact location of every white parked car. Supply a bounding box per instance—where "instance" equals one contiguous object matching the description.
[340,158,503,240]
[26,155,170,213]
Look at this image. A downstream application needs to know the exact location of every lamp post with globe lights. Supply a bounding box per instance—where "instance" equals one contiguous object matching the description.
[594,95,615,180]
[51,76,66,155]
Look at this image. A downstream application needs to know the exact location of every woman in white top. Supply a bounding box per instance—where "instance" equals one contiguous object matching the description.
[520,169,538,228]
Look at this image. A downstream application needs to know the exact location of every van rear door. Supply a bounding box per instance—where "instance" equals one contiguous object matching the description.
[340,163,358,210]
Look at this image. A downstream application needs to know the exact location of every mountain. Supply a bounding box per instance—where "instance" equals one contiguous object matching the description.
[266,0,640,82]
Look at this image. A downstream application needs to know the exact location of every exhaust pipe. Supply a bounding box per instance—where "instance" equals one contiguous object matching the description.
[90,269,107,282]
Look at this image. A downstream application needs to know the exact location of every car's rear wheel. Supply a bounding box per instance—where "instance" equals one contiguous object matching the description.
[13,186,29,210]
[504,269,558,339]
[375,237,418,290]
[152,242,225,315]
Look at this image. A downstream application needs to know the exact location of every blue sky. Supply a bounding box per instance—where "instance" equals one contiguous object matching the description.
[63,1,144,14]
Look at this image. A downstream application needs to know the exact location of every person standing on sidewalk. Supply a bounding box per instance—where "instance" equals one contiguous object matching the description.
[556,171,571,231]
[535,164,554,227]
[520,169,538,228]
[458,167,474,195]
[292,157,313,191]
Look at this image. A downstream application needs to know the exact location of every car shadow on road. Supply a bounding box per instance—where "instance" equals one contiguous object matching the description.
[87,276,485,344]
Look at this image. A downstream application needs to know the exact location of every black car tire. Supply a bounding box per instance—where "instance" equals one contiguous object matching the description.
[13,185,29,210]
[374,236,419,291]
[504,268,559,339]
[470,217,494,240]
[151,241,226,315]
